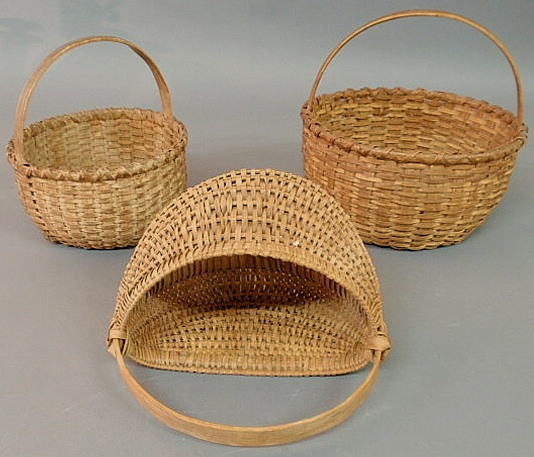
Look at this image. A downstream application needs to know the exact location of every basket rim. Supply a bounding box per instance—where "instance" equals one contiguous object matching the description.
[301,86,527,166]
[6,107,187,183]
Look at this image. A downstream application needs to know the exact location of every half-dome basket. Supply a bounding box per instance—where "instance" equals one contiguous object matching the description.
[107,168,391,446]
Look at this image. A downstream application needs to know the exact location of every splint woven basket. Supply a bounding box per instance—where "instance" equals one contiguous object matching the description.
[7,36,187,249]
[107,168,391,447]
[301,10,527,250]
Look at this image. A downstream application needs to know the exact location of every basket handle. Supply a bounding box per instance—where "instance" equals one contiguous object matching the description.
[109,337,390,447]
[13,35,174,162]
[306,9,524,123]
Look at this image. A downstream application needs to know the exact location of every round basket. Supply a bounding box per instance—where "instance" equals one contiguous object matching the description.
[6,36,187,249]
[107,168,391,446]
[301,10,528,250]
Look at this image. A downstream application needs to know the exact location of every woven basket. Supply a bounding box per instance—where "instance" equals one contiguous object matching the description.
[6,36,187,249]
[301,10,528,250]
[107,168,391,446]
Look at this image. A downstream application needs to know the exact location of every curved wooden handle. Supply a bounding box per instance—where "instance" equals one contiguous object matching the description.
[13,35,173,161]
[306,9,524,123]
[110,338,389,447]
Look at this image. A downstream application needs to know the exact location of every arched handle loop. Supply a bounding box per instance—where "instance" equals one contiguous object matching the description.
[306,10,524,124]
[13,35,173,162]
[110,337,389,447]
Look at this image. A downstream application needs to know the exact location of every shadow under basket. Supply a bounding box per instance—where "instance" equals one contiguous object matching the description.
[301,10,528,250]
[6,36,187,249]
[107,168,391,446]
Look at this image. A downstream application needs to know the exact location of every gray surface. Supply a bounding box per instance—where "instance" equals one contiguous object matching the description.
[1,1,533,455]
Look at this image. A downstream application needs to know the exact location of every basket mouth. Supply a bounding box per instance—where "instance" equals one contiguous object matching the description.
[301,87,527,165]
[7,107,187,182]
[121,254,374,376]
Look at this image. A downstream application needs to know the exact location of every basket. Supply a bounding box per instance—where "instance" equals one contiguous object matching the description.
[107,168,391,446]
[301,10,528,250]
[6,36,187,249]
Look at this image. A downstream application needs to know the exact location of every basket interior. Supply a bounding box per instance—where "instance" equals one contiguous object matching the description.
[124,254,372,376]
[18,108,184,173]
[311,88,520,157]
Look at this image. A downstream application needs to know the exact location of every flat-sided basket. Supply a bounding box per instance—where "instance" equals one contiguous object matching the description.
[301,10,528,250]
[107,168,391,446]
[6,36,187,249]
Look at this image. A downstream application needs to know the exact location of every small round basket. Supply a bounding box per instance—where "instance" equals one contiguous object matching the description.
[301,10,527,250]
[6,36,187,249]
[107,168,391,446]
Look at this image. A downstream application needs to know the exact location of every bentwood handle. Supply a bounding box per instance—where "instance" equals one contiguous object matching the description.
[306,9,524,123]
[13,35,173,161]
[109,337,390,447]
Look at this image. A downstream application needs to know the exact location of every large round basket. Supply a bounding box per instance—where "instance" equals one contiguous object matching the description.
[107,168,391,446]
[301,10,527,250]
[6,36,187,249]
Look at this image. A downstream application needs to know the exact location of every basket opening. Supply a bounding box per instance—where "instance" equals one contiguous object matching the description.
[18,109,184,173]
[124,254,372,376]
[310,88,521,158]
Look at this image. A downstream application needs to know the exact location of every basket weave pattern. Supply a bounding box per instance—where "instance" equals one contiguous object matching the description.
[109,168,386,376]
[7,36,187,249]
[303,87,526,248]
[301,11,528,250]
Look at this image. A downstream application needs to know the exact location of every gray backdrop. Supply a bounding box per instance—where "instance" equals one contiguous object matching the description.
[1,1,533,456]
